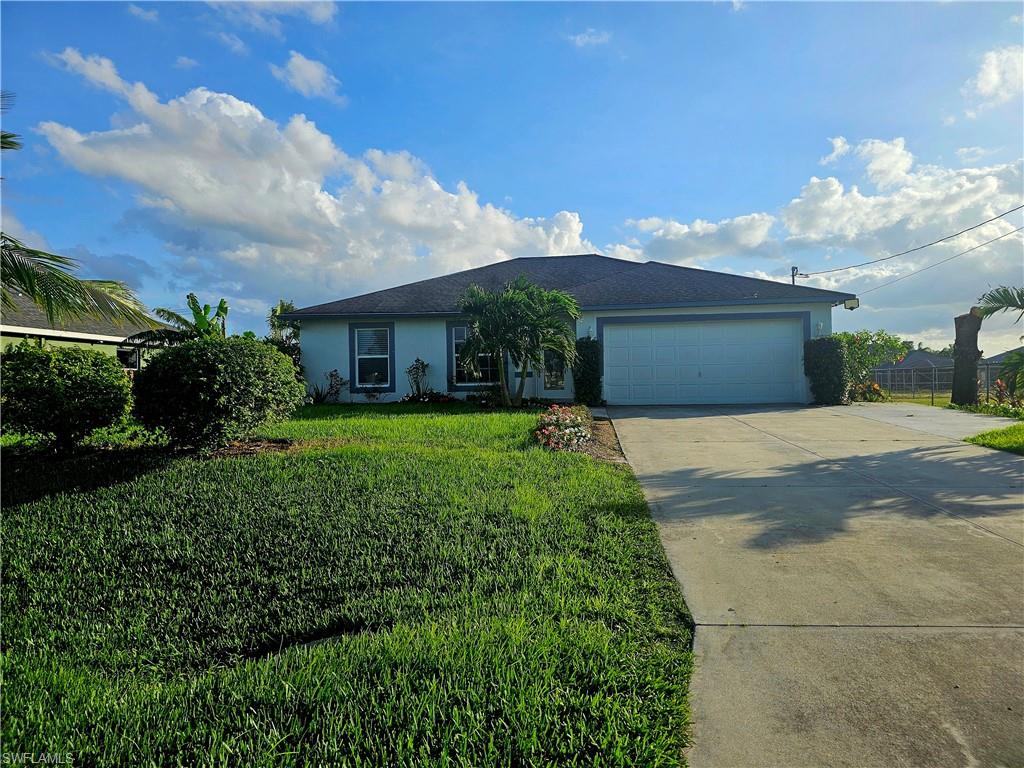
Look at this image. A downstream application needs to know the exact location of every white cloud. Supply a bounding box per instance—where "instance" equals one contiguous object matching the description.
[855,137,914,189]
[174,56,199,70]
[210,2,336,38]
[623,212,776,264]
[270,51,344,104]
[942,114,957,127]
[216,32,248,56]
[39,50,591,309]
[1009,14,1022,25]
[819,136,850,165]
[731,0,747,12]
[127,4,158,22]
[962,45,1023,116]
[566,29,611,48]
[956,146,993,164]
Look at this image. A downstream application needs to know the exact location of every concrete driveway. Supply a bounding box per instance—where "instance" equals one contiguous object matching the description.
[609,403,1024,768]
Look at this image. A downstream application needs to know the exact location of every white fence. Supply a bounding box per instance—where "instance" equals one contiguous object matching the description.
[871,363,1005,404]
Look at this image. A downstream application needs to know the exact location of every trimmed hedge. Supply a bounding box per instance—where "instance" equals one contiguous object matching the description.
[571,336,603,406]
[803,337,850,405]
[134,337,305,449]
[0,342,132,450]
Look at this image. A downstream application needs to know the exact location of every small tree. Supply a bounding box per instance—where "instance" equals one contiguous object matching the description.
[457,276,580,407]
[127,293,229,346]
[833,330,906,386]
[977,285,1024,395]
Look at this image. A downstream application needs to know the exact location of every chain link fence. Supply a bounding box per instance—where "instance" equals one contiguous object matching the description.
[871,363,1004,404]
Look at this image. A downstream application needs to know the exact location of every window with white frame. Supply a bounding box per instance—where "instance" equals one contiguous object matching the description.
[116,347,140,370]
[355,327,390,387]
[452,326,500,384]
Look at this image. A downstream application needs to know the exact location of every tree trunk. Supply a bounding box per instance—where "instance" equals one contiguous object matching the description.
[497,354,512,407]
[513,363,529,406]
[951,308,983,406]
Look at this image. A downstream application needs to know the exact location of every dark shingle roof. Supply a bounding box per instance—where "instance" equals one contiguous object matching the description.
[1,293,157,340]
[876,349,953,369]
[289,254,855,318]
[982,345,1024,364]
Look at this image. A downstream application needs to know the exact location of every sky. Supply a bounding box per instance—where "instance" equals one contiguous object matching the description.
[2,1,1023,351]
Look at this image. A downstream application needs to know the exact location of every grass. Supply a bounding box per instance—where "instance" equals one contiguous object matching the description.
[1,403,692,765]
[966,422,1024,455]
[886,392,952,407]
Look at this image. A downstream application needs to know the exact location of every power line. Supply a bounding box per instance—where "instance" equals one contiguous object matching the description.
[858,226,1024,296]
[803,204,1024,276]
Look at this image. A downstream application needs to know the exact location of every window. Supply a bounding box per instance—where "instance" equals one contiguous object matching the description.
[355,327,390,387]
[116,347,140,370]
[452,326,500,384]
[543,350,565,390]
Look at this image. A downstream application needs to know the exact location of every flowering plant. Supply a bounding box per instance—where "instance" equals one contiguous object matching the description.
[533,404,592,451]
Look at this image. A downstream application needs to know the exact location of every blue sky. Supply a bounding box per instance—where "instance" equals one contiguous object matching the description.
[2,1,1022,348]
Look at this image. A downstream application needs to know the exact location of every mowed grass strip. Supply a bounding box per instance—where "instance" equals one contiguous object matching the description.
[2,405,692,765]
[966,422,1024,455]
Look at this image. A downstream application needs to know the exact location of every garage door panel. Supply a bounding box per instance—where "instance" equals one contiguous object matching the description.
[603,317,805,405]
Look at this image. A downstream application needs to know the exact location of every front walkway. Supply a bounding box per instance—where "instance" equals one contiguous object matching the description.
[609,404,1024,768]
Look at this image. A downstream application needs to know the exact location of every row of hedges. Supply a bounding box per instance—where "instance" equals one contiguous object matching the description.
[1,338,305,452]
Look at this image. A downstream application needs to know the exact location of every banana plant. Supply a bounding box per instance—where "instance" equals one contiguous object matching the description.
[127,293,229,346]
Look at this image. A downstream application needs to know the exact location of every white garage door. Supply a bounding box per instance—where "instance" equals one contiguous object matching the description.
[603,318,804,405]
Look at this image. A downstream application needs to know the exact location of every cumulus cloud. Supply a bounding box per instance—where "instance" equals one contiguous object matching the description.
[39,50,591,308]
[210,1,336,38]
[127,4,158,22]
[174,56,199,70]
[962,45,1023,117]
[819,136,850,165]
[855,137,914,189]
[623,212,776,264]
[566,29,611,48]
[270,51,344,104]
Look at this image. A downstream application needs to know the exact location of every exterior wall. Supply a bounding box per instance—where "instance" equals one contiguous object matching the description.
[298,301,838,403]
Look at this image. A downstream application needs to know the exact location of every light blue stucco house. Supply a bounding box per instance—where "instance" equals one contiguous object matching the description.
[285,254,856,405]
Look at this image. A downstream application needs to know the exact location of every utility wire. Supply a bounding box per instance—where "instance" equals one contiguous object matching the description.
[803,204,1024,276]
[858,226,1024,296]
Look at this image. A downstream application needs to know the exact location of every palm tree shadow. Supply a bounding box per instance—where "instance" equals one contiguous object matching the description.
[636,442,1023,550]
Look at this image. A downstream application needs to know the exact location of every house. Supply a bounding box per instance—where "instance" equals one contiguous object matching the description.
[982,345,1023,365]
[876,349,953,370]
[286,254,857,405]
[0,293,154,370]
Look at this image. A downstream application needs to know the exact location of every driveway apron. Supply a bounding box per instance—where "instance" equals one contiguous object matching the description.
[609,403,1024,768]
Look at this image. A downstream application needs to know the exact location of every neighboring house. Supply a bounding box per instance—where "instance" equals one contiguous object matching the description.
[286,254,856,405]
[0,293,154,370]
[982,345,1023,365]
[876,349,953,370]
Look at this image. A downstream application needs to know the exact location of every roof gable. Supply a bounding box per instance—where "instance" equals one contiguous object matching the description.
[290,254,855,317]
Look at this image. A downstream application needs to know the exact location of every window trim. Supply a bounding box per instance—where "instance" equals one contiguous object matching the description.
[116,347,141,371]
[446,320,502,391]
[348,322,396,394]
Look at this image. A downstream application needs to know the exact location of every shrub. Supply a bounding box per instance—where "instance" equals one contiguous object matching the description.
[399,391,457,404]
[849,380,887,402]
[803,337,850,405]
[134,337,305,449]
[948,401,1024,420]
[308,369,347,404]
[572,336,603,406]
[833,329,905,385]
[0,342,132,450]
[533,404,592,451]
[405,358,430,396]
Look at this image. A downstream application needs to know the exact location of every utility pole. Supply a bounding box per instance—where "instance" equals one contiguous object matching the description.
[791,266,799,285]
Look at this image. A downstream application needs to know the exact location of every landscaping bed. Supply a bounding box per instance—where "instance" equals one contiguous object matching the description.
[1,403,692,765]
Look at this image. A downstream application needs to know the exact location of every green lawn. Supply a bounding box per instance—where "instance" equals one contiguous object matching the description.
[966,422,1024,455]
[1,404,693,766]
[887,392,952,407]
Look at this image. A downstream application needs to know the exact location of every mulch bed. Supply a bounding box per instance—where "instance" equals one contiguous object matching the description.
[209,438,293,458]
[583,417,628,463]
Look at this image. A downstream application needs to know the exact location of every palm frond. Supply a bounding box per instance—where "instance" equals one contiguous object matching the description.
[977,286,1024,322]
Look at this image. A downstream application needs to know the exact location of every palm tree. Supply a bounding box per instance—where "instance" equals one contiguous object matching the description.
[977,285,1024,395]
[1,91,153,326]
[127,293,228,346]
[458,276,580,407]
